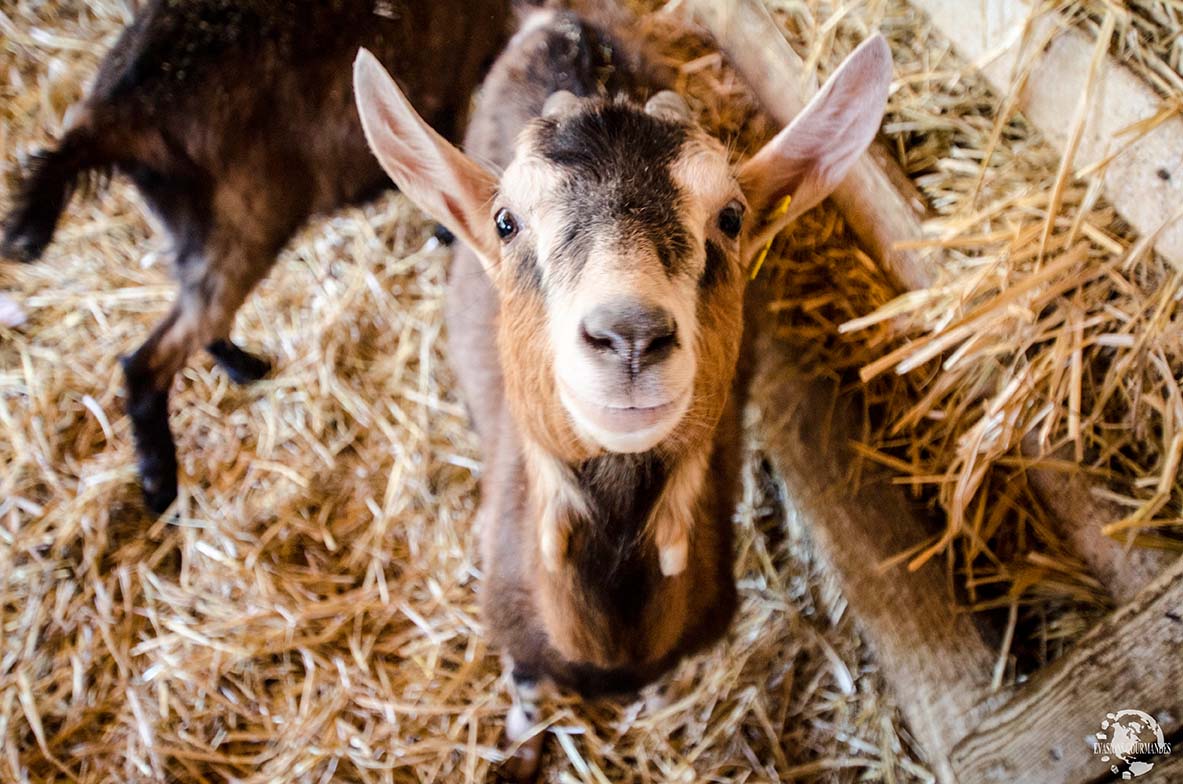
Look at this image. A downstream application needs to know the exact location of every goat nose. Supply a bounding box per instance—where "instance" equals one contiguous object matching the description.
[580,301,678,370]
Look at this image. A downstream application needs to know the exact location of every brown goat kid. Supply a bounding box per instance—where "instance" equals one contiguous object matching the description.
[1,0,513,513]
[356,9,890,780]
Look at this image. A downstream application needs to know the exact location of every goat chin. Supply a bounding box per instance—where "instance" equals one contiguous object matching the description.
[559,385,691,454]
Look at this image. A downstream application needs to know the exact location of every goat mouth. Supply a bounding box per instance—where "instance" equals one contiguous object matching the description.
[586,400,677,431]
[559,381,688,438]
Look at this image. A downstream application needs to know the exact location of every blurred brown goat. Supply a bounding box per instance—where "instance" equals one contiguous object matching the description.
[1,0,514,513]
[356,6,891,779]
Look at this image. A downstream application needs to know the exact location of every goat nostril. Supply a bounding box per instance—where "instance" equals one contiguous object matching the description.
[581,324,617,354]
[643,329,677,358]
[581,303,678,367]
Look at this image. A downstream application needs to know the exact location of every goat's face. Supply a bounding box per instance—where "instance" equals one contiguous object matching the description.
[355,33,893,457]
[491,96,747,453]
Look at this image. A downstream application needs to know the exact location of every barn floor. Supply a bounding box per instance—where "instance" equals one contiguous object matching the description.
[0,2,927,782]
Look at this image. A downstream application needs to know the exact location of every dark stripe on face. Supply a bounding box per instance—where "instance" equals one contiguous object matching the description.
[655,225,694,275]
[700,240,729,289]
[513,245,542,291]
[536,101,694,279]
[545,219,595,286]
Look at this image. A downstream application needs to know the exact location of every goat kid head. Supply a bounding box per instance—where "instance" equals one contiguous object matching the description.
[354,35,890,468]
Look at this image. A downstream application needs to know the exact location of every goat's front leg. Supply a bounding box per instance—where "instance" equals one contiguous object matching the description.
[524,442,588,572]
[122,308,185,514]
[650,451,709,576]
[202,237,276,384]
[123,244,269,513]
[498,664,547,783]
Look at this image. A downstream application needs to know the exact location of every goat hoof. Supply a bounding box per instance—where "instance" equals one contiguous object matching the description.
[432,223,456,245]
[138,458,178,515]
[139,473,176,515]
[208,339,272,384]
[496,731,544,783]
[223,351,271,384]
[0,233,47,263]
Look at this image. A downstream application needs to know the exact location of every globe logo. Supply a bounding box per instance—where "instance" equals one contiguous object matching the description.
[1094,710,1173,779]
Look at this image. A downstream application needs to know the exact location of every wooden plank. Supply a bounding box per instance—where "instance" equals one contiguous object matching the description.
[1127,747,1183,782]
[752,330,997,783]
[1027,465,1172,602]
[911,0,1183,272]
[950,553,1183,783]
[1023,435,1172,604]
[680,0,937,291]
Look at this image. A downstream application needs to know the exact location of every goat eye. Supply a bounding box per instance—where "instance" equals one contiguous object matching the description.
[495,208,519,240]
[717,202,744,239]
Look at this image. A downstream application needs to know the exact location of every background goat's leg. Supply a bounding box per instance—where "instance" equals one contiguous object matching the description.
[206,336,271,384]
[123,240,271,513]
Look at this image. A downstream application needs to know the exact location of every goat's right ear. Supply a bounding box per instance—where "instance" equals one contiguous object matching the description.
[737,35,892,261]
[354,49,500,270]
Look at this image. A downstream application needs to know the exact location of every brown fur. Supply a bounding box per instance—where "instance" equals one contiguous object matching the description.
[362,10,750,773]
[444,10,745,695]
[4,0,516,513]
[357,9,892,781]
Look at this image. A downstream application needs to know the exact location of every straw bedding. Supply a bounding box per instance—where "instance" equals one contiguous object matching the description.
[772,0,1183,652]
[2,0,1180,780]
[0,1,929,781]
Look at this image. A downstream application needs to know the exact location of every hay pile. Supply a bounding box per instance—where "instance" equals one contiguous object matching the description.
[5,0,1181,777]
[1,1,928,781]
[717,0,1183,667]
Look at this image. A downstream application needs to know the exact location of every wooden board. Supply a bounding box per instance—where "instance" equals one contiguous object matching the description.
[752,330,997,783]
[1023,435,1172,604]
[1129,747,1183,783]
[680,0,937,291]
[911,0,1183,272]
[950,553,1183,783]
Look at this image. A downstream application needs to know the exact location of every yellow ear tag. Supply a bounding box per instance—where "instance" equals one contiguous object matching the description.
[749,194,792,281]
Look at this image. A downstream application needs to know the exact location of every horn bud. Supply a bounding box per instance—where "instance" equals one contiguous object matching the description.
[542,90,581,119]
[644,90,691,122]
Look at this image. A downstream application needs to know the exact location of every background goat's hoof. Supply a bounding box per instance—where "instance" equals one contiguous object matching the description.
[208,339,272,384]
[138,459,178,515]
[0,231,48,263]
[495,732,544,783]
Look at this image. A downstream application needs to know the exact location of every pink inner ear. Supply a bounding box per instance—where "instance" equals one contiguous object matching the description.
[354,48,500,265]
[441,192,477,247]
[356,54,438,186]
[742,34,892,228]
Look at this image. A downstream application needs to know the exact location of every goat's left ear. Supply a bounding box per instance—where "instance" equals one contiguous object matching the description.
[354,48,501,269]
[738,35,892,261]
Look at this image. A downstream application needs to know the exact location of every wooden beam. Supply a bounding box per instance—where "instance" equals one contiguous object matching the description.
[1027,466,1172,602]
[1022,435,1172,604]
[679,0,937,291]
[699,8,1182,781]
[950,553,1183,783]
[911,0,1183,272]
[1126,746,1183,782]
[752,330,997,783]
